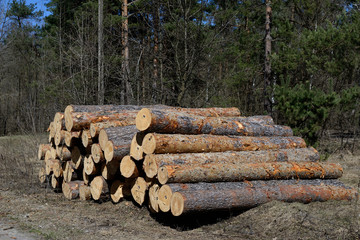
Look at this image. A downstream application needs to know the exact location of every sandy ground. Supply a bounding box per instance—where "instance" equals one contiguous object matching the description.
[0,135,359,239]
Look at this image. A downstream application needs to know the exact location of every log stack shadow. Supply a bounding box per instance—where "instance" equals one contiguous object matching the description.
[37,105,358,220]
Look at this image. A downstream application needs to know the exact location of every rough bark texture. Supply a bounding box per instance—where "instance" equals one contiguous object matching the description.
[62,181,84,200]
[38,144,52,160]
[136,109,292,136]
[131,177,147,206]
[143,148,319,178]
[158,161,343,184]
[142,133,306,155]
[90,120,135,138]
[120,156,139,178]
[90,176,109,200]
[103,125,137,162]
[91,143,105,163]
[169,179,358,216]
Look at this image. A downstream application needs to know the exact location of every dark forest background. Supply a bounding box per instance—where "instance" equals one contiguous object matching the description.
[0,0,360,146]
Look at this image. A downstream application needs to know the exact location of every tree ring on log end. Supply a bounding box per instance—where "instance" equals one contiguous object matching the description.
[120,156,136,178]
[158,166,169,185]
[142,133,156,155]
[104,141,114,162]
[136,108,152,131]
[143,155,158,178]
[158,185,172,212]
[171,192,184,216]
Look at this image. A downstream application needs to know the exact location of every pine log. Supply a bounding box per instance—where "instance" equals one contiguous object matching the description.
[65,110,138,132]
[103,125,137,162]
[38,167,47,184]
[142,134,306,155]
[90,176,109,200]
[45,159,60,175]
[56,146,71,161]
[120,156,139,178]
[110,180,132,203]
[90,120,135,138]
[130,134,145,161]
[62,180,84,200]
[169,180,358,216]
[82,168,92,185]
[51,174,62,189]
[53,160,63,178]
[63,161,78,183]
[64,131,81,147]
[81,130,93,148]
[143,148,319,178]
[101,159,120,180]
[44,150,52,161]
[38,144,52,160]
[158,185,172,212]
[50,147,57,159]
[148,184,160,213]
[53,112,65,133]
[161,107,241,117]
[91,143,105,163]
[48,122,55,142]
[84,156,98,175]
[54,130,65,146]
[136,109,292,136]
[79,185,92,200]
[71,146,83,170]
[158,161,343,184]
[130,177,148,206]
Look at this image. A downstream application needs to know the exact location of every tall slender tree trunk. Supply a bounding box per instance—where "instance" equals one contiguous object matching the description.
[264,0,272,115]
[98,0,104,104]
[121,0,133,104]
[152,2,159,103]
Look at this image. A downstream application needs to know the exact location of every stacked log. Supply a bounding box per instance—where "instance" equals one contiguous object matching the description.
[37,105,357,217]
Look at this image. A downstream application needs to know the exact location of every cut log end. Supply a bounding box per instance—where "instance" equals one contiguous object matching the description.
[65,111,74,131]
[143,155,158,178]
[110,180,127,203]
[79,185,92,201]
[157,166,169,185]
[130,177,147,206]
[120,156,139,178]
[62,181,83,200]
[84,156,97,175]
[136,108,152,131]
[104,141,114,162]
[130,135,144,160]
[38,167,47,184]
[90,176,109,200]
[158,185,172,212]
[170,192,184,216]
[149,184,160,213]
[51,175,61,189]
[98,129,108,150]
[142,133,156,155]
[91,143,104,163]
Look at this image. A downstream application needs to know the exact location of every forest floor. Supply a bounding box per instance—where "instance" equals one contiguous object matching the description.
[0,134,359,240]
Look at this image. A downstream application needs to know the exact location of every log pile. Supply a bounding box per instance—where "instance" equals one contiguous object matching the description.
[37,105,358,217]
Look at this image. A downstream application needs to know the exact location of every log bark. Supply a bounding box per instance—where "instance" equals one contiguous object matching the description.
[142,134,306,155]
[148,184,160,213]
[38,144,52,160]
[101,159,120,180]
[120,156,139,178]
[91,143,105,163]
[90,176,109,200]
[136,109,292,136]
[79,185,92,200]
[110,180,132,203]
[64,131,81,147]
[103,125,137,162]
[131,177,148,206]
[144,148,319,178]
[157,161,343,184]
[169,179,358,216]
[90,120,135,138]
[62,180,84,200]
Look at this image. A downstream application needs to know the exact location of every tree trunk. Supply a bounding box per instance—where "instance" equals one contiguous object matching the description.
[136,109,292,136]
[264,0,272,114]
[143,147,319,178]
[142,133,306,155]
[157,161,343,184]
[97,0,105,105]
[170,180,358,216]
